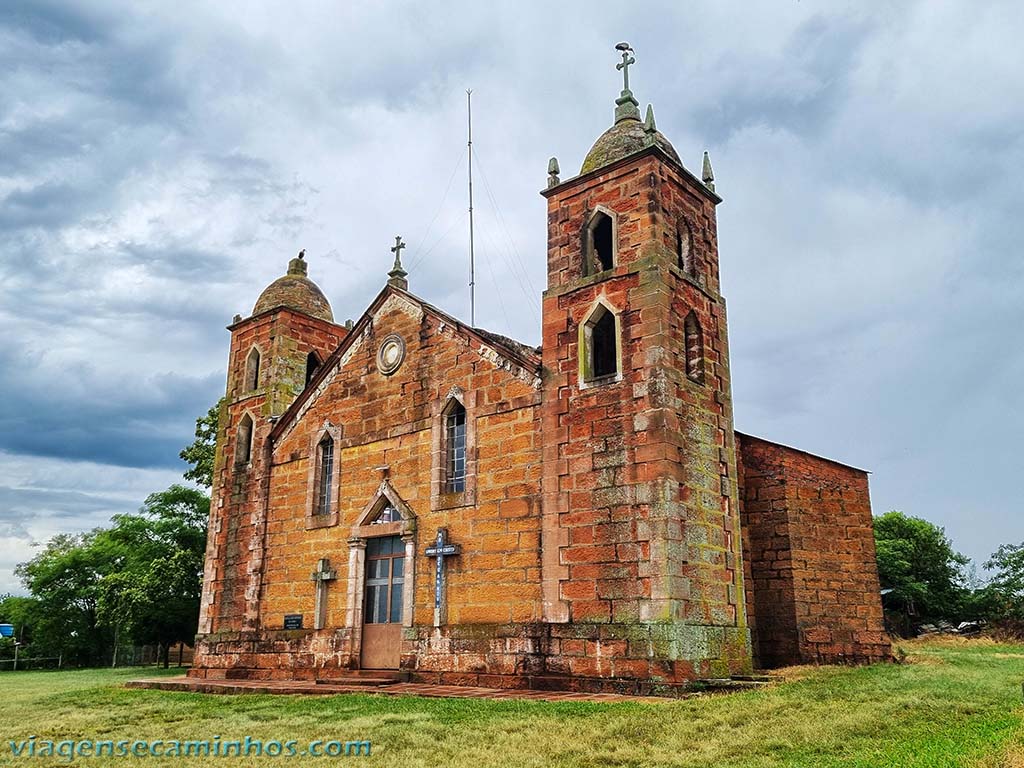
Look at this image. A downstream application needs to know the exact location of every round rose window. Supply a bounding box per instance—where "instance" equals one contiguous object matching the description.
[376,334,406,375]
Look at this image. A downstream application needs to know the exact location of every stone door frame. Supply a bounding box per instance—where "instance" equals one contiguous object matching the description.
[344,480,416,669]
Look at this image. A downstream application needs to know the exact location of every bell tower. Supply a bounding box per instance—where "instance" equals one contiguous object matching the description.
[539,45,751,677]
[197,251,347,635]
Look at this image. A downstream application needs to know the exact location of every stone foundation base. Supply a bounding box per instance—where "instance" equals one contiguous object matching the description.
[191,621,754,695]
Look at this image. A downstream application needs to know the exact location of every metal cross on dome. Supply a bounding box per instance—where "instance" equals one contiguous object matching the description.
[615,42,635,92]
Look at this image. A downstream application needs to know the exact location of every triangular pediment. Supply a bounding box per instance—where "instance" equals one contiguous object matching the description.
[270,284,541,446]
[356,480,415,527]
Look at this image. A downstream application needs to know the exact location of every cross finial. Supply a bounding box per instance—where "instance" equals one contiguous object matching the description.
[612,43,640,123]
[388,235,408,290]
[390,235,406,265]
[615,42,635,93]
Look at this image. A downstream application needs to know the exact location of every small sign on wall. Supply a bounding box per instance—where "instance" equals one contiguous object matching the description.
[283,614,303,630]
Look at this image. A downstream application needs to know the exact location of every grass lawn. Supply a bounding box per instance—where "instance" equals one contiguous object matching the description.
[1,638,1023,767]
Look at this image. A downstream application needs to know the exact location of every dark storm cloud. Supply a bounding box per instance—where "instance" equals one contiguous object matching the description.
[0,486,114,530]
[0,182,96,230]
[3,0,108,45]
[0,339,223,470]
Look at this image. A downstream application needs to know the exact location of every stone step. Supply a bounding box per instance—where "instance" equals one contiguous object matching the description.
[731,673,779,683]
[314,672,407,686]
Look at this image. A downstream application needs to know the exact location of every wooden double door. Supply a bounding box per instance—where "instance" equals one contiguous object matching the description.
[360,535,404,669]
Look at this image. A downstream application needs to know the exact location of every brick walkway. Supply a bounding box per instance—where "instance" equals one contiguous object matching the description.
[126,676,671,703]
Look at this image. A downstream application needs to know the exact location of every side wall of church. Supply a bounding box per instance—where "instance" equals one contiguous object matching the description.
[736,433,891,667]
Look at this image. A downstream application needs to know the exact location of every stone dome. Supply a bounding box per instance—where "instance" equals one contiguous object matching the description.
[581,115,681,175]
[252,252,334,323]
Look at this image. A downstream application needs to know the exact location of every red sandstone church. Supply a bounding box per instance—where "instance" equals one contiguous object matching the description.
[192,51,890,693]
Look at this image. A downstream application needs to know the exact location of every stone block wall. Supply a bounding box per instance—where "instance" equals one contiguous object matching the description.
[736,432,891,667]
[538,148,750,678]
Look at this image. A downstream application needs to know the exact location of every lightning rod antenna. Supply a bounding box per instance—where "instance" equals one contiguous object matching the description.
[467,89,476,326]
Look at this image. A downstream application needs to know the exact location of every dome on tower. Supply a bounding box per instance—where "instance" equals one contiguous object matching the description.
[252,251,334,323]
[581,116,680,175]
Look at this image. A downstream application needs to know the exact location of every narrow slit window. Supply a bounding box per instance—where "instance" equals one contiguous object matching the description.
[236,413,254,465]
[586,211,615,275]
[591,309,618,378]
[445,402,467,493]
[684,311,705,384]
[244,348,261,392]
[306,351,321,387]
[677,221,694,275]
[315,437,334,516]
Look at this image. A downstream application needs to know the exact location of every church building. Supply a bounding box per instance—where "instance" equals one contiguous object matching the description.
[191,49,890,694]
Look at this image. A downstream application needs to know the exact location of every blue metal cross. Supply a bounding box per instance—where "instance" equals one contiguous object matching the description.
[424,528,460,610]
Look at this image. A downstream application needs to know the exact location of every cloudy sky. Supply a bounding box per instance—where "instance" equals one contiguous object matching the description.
[1,0,1021,593]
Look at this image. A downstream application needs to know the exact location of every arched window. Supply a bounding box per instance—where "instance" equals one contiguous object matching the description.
[236,413,254,465]
[684,311,704,384]
[314,436,334,516]
[444,401,467,493]
[585,210,615,275]
[306,351,321,387]
[244,347,261,392]
[676,220,694,276]
[581,302,620,383]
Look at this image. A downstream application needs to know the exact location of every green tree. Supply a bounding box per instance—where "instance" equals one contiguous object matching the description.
[15,487,209,668]
[95,485,208,667]
[14,398,216,668]
[874,510,970,631]
[179,398,223,488]
[96,571,146,666]
[14,532,114,665]
[0,595,40,660]
[977,543,1024,621]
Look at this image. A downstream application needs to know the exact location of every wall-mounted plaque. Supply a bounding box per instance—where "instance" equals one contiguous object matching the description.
[283,614,303,630]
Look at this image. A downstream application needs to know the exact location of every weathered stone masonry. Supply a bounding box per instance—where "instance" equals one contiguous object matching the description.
[737,433,890,667]
[191,67,890,693]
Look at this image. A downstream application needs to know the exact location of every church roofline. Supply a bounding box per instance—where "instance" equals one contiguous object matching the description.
[268,283,541,444]
[541,143,722,205]
[390,285,541,370]
[734,430,871,475]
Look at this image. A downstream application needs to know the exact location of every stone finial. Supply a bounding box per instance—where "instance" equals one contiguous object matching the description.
[388,235,409,290]
[232,313,242,324]
[702,151,716,192]
[547,157,560,188]
[344,319,354,330]
[643,104,657,145]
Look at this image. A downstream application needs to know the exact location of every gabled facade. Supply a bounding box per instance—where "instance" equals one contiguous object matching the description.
[192,53,889,694]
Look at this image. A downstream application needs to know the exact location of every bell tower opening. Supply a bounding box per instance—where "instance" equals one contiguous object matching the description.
[306,350,321,386]
[580,301,621,384]
[585,210,615,275]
